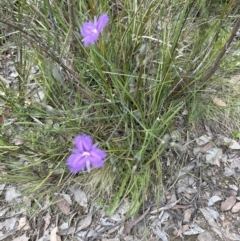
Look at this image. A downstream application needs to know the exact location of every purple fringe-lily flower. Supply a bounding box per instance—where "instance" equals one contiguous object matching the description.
[67,134,107,173]
[80,13,109,47]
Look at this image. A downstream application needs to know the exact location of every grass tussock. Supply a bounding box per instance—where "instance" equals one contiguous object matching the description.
[0,0,240,215]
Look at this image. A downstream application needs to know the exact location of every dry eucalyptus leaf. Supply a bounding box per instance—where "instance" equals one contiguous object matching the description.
[223,167,235,177]
[229,140,240,150]
[57,227,75,236]
[200,208,222,238]
[229,184,238,192]
[9,72,18,78]
[18,217,30,231]
[123,236,135,241]
[176,161,196,178]
[199,142,214,153]
[117,199,130,215]
[108,224,121,234]
[171,204,191,210]
[221,196,236,211]
[231,202,240,213]
[56,195,70,215]
[123,208,149,235]
[50,226,61,241]
[60,193,72,205]
[152,226,168,241]
[205,207,219,220]
[223,138,240,150]
[212,97,227,107]
[43,213,51,231]
[205,148,222,164]
[73,188,88,208]
[4,216,17,231]
[32,89,45,103]
[183,208,193,224]
[100,218,115,226]
[183,224,204,235]
[110,199,130,222]
[76,212,93,232]
[208,196,222,206]
[177,186,193,194]
[59,222,69,230]
[134,221,146,236]
[57,213,92,236]
[196,135,212,146]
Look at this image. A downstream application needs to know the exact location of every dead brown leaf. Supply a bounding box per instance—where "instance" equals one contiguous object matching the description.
[50,226,61,241]
[231,202,240,213]
[18,217,30,231]
[212,97,227,107]
[183,208,193,224]
[199,142,214,153]
[108,224,121,234]
[123,208,150,235]
[56,195,70,215]
[171,204,191,210]
[76,212,92,232]
[57,212,92,236]
[221,196,236,211]
[43,212,51,232]
[214,158,221,167]
[73,188,88,208]
[200,208,222,238]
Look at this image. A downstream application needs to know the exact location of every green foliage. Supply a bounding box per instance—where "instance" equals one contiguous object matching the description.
[232,130,240,139]
[0,0,239,215]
